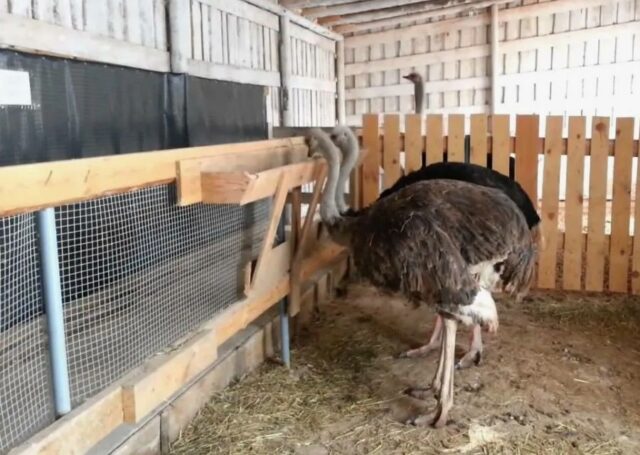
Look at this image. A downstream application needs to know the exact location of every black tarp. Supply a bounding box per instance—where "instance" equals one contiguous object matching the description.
[0,50,267,165]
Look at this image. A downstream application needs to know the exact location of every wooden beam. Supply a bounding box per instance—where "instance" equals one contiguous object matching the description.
[289,21,337,53]
[490,3,500,114]
[0,138,307,216]
[337,39,346,124]
[281,0,361,10]
[290,75,336,92]
[176,159,203,205]
[344,0,611,47]
[346,76,489,99]
[0,15,170,73]
[10,386,123,455]
[334,0,511,33]
[303,0,446,19]
[188,59,281,87]
[122,329,218,423]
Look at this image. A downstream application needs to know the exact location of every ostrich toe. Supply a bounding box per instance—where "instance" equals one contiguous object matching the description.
[455,324,483,370]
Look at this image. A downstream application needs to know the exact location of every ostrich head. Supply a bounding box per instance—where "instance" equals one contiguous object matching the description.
[403,72,425,115]
[330,125,360,214]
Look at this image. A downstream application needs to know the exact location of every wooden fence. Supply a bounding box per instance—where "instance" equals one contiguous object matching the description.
[356,113,640,294]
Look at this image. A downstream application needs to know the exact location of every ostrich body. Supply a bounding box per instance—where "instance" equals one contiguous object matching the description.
[403,72,516,178]
[308,128,536,427]
[330,126,541,368]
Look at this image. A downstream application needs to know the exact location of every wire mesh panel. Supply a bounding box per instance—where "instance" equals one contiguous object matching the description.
[57,184,270,406]
[0,214,55,452]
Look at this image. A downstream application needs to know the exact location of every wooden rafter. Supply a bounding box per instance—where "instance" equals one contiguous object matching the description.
[302,0,448,19]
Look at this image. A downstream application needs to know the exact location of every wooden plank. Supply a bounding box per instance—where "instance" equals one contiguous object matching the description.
[0,138,307,216]
[139,0,156,48]
[9,386,123,454]
[405,114,422,173]
[69,0,83,30]
[202,4,211,62]
[211,9,223,63]
[290,75,336,92]
[608,118,635,292]
[585,117,610,292]
[632,136,640,294]
[537,116,563,289]
[447,114,465,163]
[514,115,539,203]
[201,0,279,30]
[108,0,126,40]
[491,114,510,175]
[33,0,55,23]
[83,0,108,36]
[153,0,167,50]
[8,0,31,17]
[470,114,488,166]
[562,116,586,291]
[187,59,281,86]
[176,159,204,205]
[122,329,218,423]
[382,114,401,190]
[192,2,203,61]
[345,76,489,100]
[0,15,170,73]
[426,114,444,165]
[362,114,380,206]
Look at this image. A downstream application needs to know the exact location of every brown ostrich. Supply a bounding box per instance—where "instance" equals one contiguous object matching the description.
[329,125,541,369]
[306,128,536,427]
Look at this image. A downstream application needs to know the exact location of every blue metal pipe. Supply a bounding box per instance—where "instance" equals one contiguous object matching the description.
[279,298,291,368]
[37,208,71,416]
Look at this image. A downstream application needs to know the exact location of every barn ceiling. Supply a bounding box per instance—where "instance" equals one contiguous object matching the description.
[281,0,509,35]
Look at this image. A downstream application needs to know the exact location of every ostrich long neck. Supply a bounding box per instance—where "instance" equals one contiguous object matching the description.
[414,77,424,115]
[320,145,342,223]
[336,133,359,213]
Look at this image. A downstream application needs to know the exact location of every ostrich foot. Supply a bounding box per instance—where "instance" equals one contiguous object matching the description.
[455,325,483,370]
[396,315,443,359]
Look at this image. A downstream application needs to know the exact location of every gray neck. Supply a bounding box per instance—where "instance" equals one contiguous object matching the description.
[319,144,342,223]
[414,77,424,115]
[335,133,359,213]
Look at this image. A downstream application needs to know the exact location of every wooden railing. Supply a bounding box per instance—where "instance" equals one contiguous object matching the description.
[356,113,640,294]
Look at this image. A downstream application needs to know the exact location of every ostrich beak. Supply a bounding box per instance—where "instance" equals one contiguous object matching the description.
[402,74,412,81]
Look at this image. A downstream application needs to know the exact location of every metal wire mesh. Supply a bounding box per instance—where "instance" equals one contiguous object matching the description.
[57,184,270,406]
[0,214,55,453]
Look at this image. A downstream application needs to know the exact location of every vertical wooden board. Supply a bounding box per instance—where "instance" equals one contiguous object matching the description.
[354,44,369,116]
[447,114,465,162]
[458,26,474,107]
[8,0,31,17]
[201,5,211,62]
[84,1,109,36]
[369,43,384,113]
[405,114,423,173]
[125,0,142,45]
[33,0,55,22]
[632,137,640,293]
[585,117,610,292]
[54,0,73,28]
[398,38,414,113]
[383,41,398,113]
[139,0,155,47]
[270,29,279,72]
[221,12,229,64]
[491,114,510,176]
[153,0,167,50]
[426,114,444,165]
[362,114,380,206]
[470,114,488,166]
[227,15,237,65]
[383,115,401,190]
[538,116,563,289]
[192,3,203,61]
[69,0,83,30]
[609,118,635,292]
[108,0,125,41]
[429,32,444,110]
[261,25,270,70]
[562,117,586,291]
[515,115,539,203]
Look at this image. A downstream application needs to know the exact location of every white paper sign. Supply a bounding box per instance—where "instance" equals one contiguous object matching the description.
[0,69,32,105]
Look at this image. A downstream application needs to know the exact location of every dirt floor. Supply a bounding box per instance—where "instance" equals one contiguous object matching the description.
[171,283,640,455]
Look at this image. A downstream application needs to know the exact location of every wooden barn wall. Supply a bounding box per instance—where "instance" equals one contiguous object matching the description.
[0,0,339,129]
[344,0,640,136]
[186,0,337,127]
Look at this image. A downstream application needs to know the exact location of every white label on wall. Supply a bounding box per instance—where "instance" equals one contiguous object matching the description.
[0,69,32,105]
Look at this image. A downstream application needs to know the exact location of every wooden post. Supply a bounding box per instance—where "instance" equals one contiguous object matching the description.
[169,0,190,73]
[490,3,500,114]
[336,39,346,125]
[279,14,293,127]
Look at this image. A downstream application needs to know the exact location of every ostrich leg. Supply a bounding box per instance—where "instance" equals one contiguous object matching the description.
[455,324,483,369]
[397,314,442,358]
[406,317,458,428]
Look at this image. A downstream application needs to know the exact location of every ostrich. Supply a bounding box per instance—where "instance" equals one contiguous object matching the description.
[403,72,516,178]
[307,128,536,427]
[329,125,542,369]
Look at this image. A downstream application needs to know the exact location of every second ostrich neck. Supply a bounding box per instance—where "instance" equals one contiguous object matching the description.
[414,77,424,115]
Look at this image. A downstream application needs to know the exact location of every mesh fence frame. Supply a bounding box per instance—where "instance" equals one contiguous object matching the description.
[0,214,55,452]
[57,184,271,406]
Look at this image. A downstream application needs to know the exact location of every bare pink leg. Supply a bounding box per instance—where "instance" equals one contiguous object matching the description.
[397,315,442,358]
[455,324,483,369]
